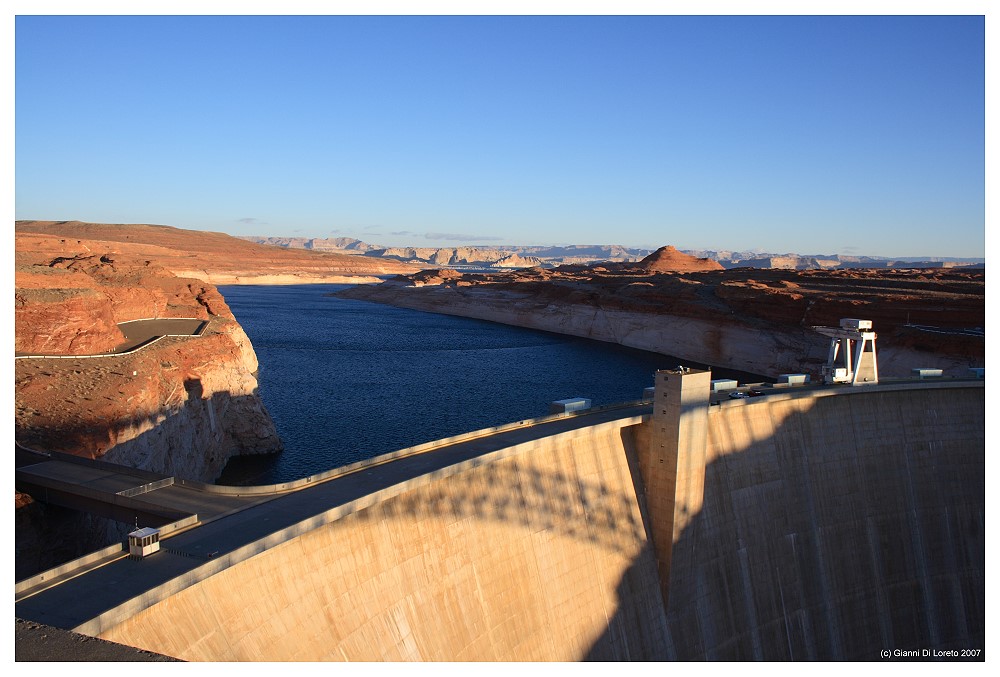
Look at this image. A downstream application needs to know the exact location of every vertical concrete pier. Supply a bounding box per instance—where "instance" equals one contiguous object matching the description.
[638,368,712,607]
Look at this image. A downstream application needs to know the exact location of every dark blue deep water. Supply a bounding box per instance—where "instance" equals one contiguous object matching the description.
[215,284,747,485]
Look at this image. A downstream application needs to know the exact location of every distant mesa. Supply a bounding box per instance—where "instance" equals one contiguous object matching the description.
[629,245,725,273]
[247,236,380,253]
[492,252,544,268]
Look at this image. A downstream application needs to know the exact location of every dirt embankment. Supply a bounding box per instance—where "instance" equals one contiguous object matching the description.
[340,247,984,379]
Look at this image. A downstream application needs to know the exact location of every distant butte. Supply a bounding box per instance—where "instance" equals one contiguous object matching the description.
[627,245,725,273]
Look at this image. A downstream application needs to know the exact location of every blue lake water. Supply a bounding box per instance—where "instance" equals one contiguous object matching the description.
[215,284,756,485]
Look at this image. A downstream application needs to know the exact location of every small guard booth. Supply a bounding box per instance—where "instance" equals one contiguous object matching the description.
[128,526,161,559]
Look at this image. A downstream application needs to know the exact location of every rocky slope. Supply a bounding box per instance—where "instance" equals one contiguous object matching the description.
[339,247,985,379]
[626,245,724,273]
[14,230,283,481]
[16,220,420,284]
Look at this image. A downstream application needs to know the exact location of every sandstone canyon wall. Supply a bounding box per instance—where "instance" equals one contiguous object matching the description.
[15,229,285,577]
[339,283,974,379]
[15,232,283,481]
[339,255,983,380]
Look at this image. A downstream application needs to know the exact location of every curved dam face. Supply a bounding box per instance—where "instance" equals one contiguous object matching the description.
[93,378,983,661]
[97,419,670,661]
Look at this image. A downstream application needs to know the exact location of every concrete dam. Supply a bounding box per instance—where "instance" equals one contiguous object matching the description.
[15,373,984,661]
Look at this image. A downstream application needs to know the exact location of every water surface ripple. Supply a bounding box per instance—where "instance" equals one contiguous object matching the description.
[216,284,751,485]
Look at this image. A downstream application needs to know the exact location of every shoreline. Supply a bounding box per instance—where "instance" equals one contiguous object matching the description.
[171,272,388,285]
[338,280,982,381]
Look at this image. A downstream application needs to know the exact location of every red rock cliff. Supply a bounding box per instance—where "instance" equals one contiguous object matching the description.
[15,231,282,482]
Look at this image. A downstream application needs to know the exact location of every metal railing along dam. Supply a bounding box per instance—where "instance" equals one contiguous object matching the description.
[14,376,985,661]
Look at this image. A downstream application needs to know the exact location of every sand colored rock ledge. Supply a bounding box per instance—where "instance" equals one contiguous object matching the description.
[172,271,385,285]
[339,254,984,379]
[15,318,282,480]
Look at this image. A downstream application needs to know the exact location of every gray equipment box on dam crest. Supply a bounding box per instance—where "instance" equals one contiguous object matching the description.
[550,398,592,414]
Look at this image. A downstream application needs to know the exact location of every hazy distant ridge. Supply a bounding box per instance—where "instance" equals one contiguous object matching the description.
[240,237,652,267]
[240,236,984,270]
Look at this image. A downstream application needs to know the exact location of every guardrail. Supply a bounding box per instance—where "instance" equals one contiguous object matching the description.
[117,478,175,498]
[14,399,653,598]
[14,514,199,600]
[711,375,985,410]
[178,397,654,496]
[17,377,981,600]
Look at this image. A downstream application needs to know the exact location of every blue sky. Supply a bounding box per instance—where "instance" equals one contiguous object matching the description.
[14,12,987,257]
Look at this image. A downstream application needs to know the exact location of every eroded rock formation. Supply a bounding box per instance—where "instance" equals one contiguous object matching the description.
[241,236,656,268]
[14,229,283,481]
[241,235,985,270]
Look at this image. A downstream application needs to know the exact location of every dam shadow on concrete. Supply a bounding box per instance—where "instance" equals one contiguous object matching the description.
[587,387,984,661]
[583,543,671,661]
[314,419,674,661]
[347,454,649,554]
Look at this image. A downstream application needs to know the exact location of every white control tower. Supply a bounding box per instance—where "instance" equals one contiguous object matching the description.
[815,318,878,385]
